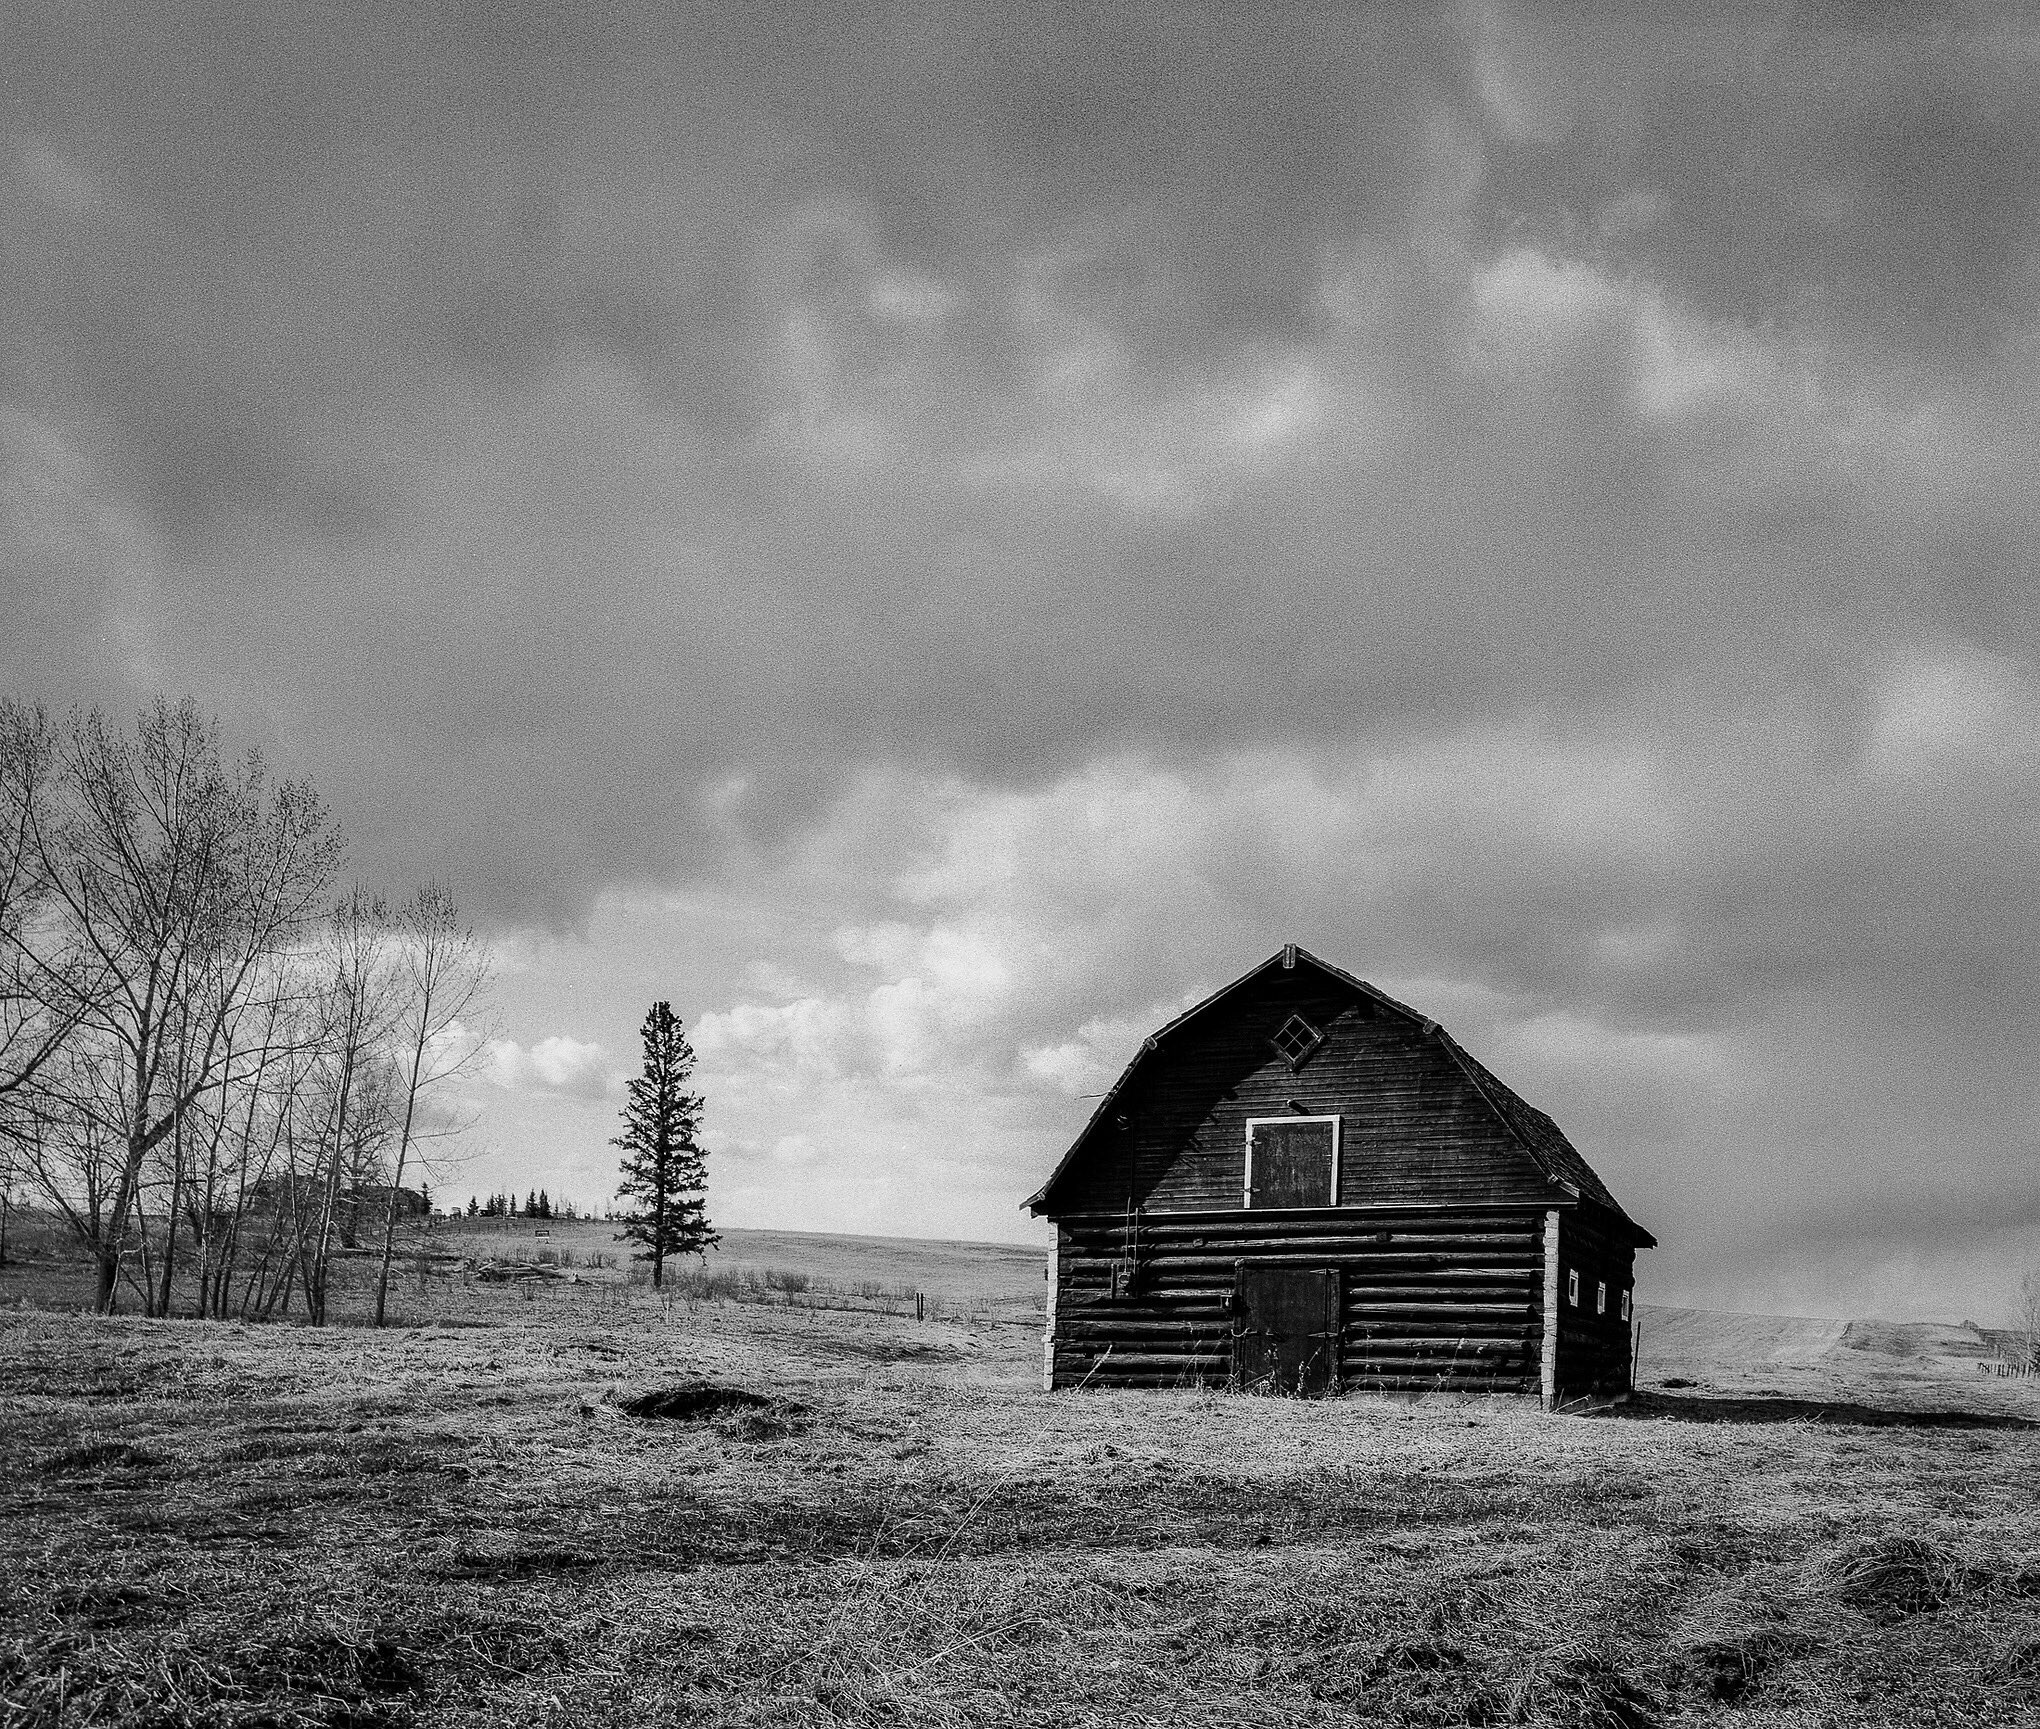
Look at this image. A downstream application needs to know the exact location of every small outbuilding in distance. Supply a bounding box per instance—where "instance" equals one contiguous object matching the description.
[1025,945,1655,1405]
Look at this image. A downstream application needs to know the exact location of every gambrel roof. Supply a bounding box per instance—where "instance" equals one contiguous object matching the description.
[1025,943,1654,1245]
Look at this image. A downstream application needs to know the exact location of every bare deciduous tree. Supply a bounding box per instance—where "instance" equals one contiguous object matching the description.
[21,701,342,1312]
[0,701,92,1132]
[374,884,490,1327]
[2016,1269,2040,1372]
[4,699,498,1324]
[303,887,396,1326]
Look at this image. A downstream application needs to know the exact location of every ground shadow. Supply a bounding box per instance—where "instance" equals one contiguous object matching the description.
[1596,1390,2037,1429]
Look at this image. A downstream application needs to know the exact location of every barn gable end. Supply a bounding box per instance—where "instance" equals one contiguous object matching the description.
[1028,946,1654,1404]
[1034,964,1558,1216]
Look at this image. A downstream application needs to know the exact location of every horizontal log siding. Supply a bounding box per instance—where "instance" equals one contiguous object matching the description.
[1553,1202,1638,1399]
[1052,970,1554,1216]
[1050,1209,1547,1393]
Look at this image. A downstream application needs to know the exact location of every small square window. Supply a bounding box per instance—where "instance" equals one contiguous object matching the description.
[1270,1014,1323,1069]
[1620,1289,1631,1322]
[1567,1268,1579,1307]
[1596,1280,1607,1315]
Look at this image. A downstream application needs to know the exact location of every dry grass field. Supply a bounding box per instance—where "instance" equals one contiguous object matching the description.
[4,1218,2040,1728]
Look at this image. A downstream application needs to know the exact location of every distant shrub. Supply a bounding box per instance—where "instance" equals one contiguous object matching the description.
[667,1267,741,1301]
[765,1269,810,1294]
[848,1279,916,1301]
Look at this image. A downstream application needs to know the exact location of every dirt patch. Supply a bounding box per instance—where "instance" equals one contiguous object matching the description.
[441,1545,601,1582]
[1670,1619,1814,1704]
[612,1379,808,1437]
[613,1380,770,1420]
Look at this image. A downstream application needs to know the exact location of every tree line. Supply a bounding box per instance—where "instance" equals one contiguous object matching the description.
[464,1190,581,1218]
[0,698,488,1324]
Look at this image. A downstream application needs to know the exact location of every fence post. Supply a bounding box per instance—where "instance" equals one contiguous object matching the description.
[915,1291,925,1323]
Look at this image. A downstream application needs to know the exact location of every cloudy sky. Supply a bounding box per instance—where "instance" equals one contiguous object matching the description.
[6,2,2039,1319]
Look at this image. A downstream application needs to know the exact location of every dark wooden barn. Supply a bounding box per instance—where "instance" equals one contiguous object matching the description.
[1025,945,1655,1405]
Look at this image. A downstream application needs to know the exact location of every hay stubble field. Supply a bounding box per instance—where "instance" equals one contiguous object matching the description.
[4,1220,2040,1728]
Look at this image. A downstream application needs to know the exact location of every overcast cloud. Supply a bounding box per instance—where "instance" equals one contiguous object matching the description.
[5,2,2038,1318]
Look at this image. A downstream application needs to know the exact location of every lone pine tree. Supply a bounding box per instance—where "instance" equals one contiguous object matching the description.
[613,1001,718,1287]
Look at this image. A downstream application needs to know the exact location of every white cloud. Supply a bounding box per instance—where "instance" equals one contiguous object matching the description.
[1020,1016,1154,1097]
[693,995,858,1081]
[1469,244,1814,429]
[1863,645,2040,778]
[486,1034,621,1101]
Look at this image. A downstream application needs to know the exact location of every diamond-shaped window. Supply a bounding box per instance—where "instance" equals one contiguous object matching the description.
[1270,1013,1323,1069]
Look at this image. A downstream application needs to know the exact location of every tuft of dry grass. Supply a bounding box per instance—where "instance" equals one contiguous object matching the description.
[1813,1532,1973,1623]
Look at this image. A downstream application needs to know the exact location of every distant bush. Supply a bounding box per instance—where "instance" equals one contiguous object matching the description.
[667,1267,742,1301]
[765,1268,810,1294]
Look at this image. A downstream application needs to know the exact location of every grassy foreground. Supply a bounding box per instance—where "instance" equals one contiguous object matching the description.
[4,1279,2040,1727]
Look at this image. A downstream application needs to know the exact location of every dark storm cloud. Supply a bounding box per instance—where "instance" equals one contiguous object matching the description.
[2,2,1455,508]
[11,6,2029,697]
[1470,4,2040,361]
[2,4,1472,860]
[6,1,2040,1304]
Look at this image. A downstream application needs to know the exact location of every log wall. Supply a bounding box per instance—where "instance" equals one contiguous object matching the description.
[1552,1201,1638,1400]
[1048,1206,1552,1393]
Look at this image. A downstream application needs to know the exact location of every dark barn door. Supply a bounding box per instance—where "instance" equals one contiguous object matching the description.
[1232,1265,1341,1396]
[1248,1119,1335,1207]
